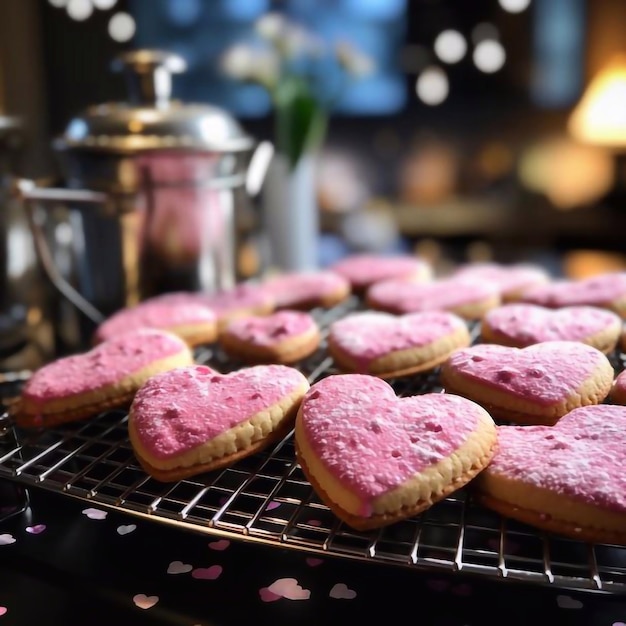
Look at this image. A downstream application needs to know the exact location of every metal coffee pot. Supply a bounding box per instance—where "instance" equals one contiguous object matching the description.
[17,49,272,351]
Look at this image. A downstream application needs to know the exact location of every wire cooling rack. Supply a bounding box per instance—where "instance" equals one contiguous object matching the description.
[1,298,625,595]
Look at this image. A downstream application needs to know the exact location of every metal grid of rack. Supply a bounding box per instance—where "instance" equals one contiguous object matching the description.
[0,299,625,594]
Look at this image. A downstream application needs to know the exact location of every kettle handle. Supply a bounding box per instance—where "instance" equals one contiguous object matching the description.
[15,179,107,326]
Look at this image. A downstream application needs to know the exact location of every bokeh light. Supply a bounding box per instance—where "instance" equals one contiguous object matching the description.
[498,0,531,13]
[108,12,136,42]
[473,40,506,73]
[66,0,93,20]
[471,22,500,45]
[434,30,467,64]
[415,66,449,105]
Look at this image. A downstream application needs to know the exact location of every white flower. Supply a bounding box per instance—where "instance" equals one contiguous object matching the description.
[336,41,376,77]
[220,44,256,80]
[255,12,286,42]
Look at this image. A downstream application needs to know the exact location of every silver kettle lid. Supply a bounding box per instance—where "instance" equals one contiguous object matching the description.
[57,50,254,154]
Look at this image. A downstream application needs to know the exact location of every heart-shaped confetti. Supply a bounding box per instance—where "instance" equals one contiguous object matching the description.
[556,595,584,610]
[82,508,107,520]
[116,524,136,535]
[266,501,281,511]
[192,565,223,580]
[0,534,16,546]
[329,583,357,600]
[167,561,193,575]
[133,594,159,610]
[208,539,230,551]
[305,557,324,567]
[25,524,46,535]
[267,578,311,601]
[259,588,281,603]
[307,519,322,527]
[0,607,7,617]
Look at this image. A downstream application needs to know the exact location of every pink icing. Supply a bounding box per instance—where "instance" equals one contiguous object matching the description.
[131,364,308,458]
[445,341,607,406]
[329,311,466,371]
[225,311,318,347]
[261,271,349,308]
[487,404,626,512]
[23,329,188,403]
[300,375,484,516]
[453,263,550,296]
[521,272,626,309]
[483,304,620,346]
[96,299,215,342]
[367,277,499,315]
[330,254,432,289]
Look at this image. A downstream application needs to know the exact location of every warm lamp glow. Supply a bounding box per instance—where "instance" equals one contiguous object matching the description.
[569,56,626,148]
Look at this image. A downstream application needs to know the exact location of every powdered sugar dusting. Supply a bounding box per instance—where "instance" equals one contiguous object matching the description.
[131,364,308,458]
[300,375,485,513]
[23,329,189,402]
[445,341,607,406]
[487,404,626,511]
[329,311,466,370]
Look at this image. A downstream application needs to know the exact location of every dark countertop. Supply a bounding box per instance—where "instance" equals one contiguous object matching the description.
[1,486,625,626]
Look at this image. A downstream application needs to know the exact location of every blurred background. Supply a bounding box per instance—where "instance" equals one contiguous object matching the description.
[2,0,626,351]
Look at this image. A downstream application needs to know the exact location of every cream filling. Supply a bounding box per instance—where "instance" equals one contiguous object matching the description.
[129,382,309,470]
[295,410,496,517]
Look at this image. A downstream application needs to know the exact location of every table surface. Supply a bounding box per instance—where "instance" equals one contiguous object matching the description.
[1,486,625,626]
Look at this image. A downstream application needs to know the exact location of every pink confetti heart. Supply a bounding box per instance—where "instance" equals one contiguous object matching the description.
[0,607,7,617]
[329,583,357,600]
[307,519,322,527]
[167,561,193,575]
[117,524,136,536]
[426,579,450,592]
[306,557,324,567]
[133,594,159,610]
[82,508,107,520]
[0,534,16,546]
[192,565,223,580]
[259,588,281,603]
[267,578,310,601]
[208,539,230,551]
[266,501,281,511]
[556,595,584,610]
[612,622,626,626]
[25,524,46,535]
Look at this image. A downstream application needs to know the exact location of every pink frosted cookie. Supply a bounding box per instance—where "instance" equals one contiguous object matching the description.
[220,310,321,364]
[328,311,470,378]
[260,271,351,310]
[474,404,626,545]
[452,262,550,301]
[329,254,432,292]
[14,329,194,428]
[295,375,497,530]
[481,304,621,353]
[129,364,310,482]
[440,341,614,425]
[366,277,501,319]
[94,298,217,347]
[519,272,626,318]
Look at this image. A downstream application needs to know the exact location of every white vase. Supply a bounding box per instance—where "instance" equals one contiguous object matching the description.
[262,151,319,272]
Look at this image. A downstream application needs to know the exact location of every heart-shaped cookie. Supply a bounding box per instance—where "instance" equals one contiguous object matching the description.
[94,298,217,347]
[366,277,501,319]
[328,311,470,378]
[220,310,321,364]
[330,254,432,292]
[15,329,194,428]
[474,404,626,545]
[129,364,309,481]
[295,374,497,530]
[481,304,622,353]
[452,262,550,301]
[440,341,614,425]
[519,272,626,318]
[260,271,351,310]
